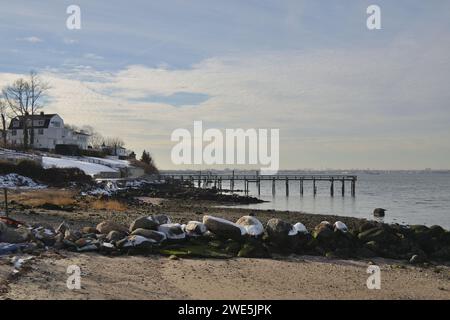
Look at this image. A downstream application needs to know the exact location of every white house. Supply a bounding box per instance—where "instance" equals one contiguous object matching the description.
[7,112,89,150]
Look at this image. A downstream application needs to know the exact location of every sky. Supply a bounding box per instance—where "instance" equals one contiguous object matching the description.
[0,0,449,170]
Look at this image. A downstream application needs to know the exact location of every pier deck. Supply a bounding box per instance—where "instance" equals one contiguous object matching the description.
[159,172,357,197]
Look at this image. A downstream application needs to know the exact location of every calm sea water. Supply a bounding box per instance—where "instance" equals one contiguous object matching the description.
[212,171,450,229]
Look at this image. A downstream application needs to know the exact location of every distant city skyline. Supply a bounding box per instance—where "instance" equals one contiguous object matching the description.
[1,1,449,170]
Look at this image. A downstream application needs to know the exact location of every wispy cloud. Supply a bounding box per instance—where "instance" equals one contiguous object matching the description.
[83,53,104,60]
[16,36,42,43]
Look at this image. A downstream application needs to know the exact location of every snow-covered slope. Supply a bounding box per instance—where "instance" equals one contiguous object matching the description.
[42,156,118,176]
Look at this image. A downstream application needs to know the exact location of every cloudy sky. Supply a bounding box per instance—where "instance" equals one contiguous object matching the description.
[1,0,449,170]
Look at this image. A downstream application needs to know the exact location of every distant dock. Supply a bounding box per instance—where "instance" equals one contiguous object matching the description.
[159,172,357,197]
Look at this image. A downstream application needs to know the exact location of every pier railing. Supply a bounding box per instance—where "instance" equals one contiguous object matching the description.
[158,172,357,197]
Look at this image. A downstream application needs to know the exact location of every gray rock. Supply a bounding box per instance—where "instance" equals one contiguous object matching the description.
[82,226,98,234]
[158,224,186,240]
[116,235,156,250]
[184,221,207,236]
[149,214,171,226]
[203,215,244,241]
[106,230,127,243]
[373,208,386,217]
[129,216,159,232]
[64,230,82,242]
[0,222,30,243]
[409,254,426,264]
[266,218,294,246]
[130,228,166,242]
[236,216,264,237]
[55,222,69,235]
[96,221,128,234]
[313,221,334,241]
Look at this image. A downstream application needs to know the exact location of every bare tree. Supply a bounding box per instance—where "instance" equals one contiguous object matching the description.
[104,137,125,155]
[0,97,10,146]
[81,125,105,148]
[28,71,50,146]
[2,78,30,147]
[1,71,49,148]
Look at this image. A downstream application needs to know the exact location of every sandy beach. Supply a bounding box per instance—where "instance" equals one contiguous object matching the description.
[1,251,449,300]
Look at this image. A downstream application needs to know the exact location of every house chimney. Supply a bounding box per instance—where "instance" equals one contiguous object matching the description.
[40,111,44,116]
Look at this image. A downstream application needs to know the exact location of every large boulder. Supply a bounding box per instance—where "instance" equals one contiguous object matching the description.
[203,215,246,241]
[334,221,348,233]
[373,208,386,217]
[82,226,98,234]
[32,226,56,246]
[0,222,30,243]
[131,228,166,242]
[158,224,186,240]
[312,221,334,241]
[96,221,128,234]
[236,216,264,237]
[64,230,82,242]
[116,235,156,250]
[358,226,397,244]
[238,239,270,258]
[184,221,207,237]
[106,230,127,243]
[129,216,159,232]
[292,222,308,234]
[149,214,171,226]
[265,218,295,247]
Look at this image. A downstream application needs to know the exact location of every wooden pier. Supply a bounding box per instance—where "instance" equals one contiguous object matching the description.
[159,172,357,197]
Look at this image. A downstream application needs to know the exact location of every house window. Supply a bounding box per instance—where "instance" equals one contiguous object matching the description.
[12,130,17,136]
[38,129,44,135]
[51,121,61,128]
[13,121,19,128]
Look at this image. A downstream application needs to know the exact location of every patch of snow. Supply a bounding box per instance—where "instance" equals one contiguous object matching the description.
[42,156,118,176]
[334,221,348,232]
[293,222,309,234]
[0,174,46,189]
[238,216,264,236]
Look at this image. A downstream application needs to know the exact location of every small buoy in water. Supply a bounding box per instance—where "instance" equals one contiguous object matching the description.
[373,208,386,217]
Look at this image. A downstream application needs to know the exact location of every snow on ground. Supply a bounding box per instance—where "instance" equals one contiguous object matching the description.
[42,156,118,176]
[0,173,46,189]
[85,157,130,168]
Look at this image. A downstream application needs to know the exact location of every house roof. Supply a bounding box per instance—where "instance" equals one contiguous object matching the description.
[8,114,58,130]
